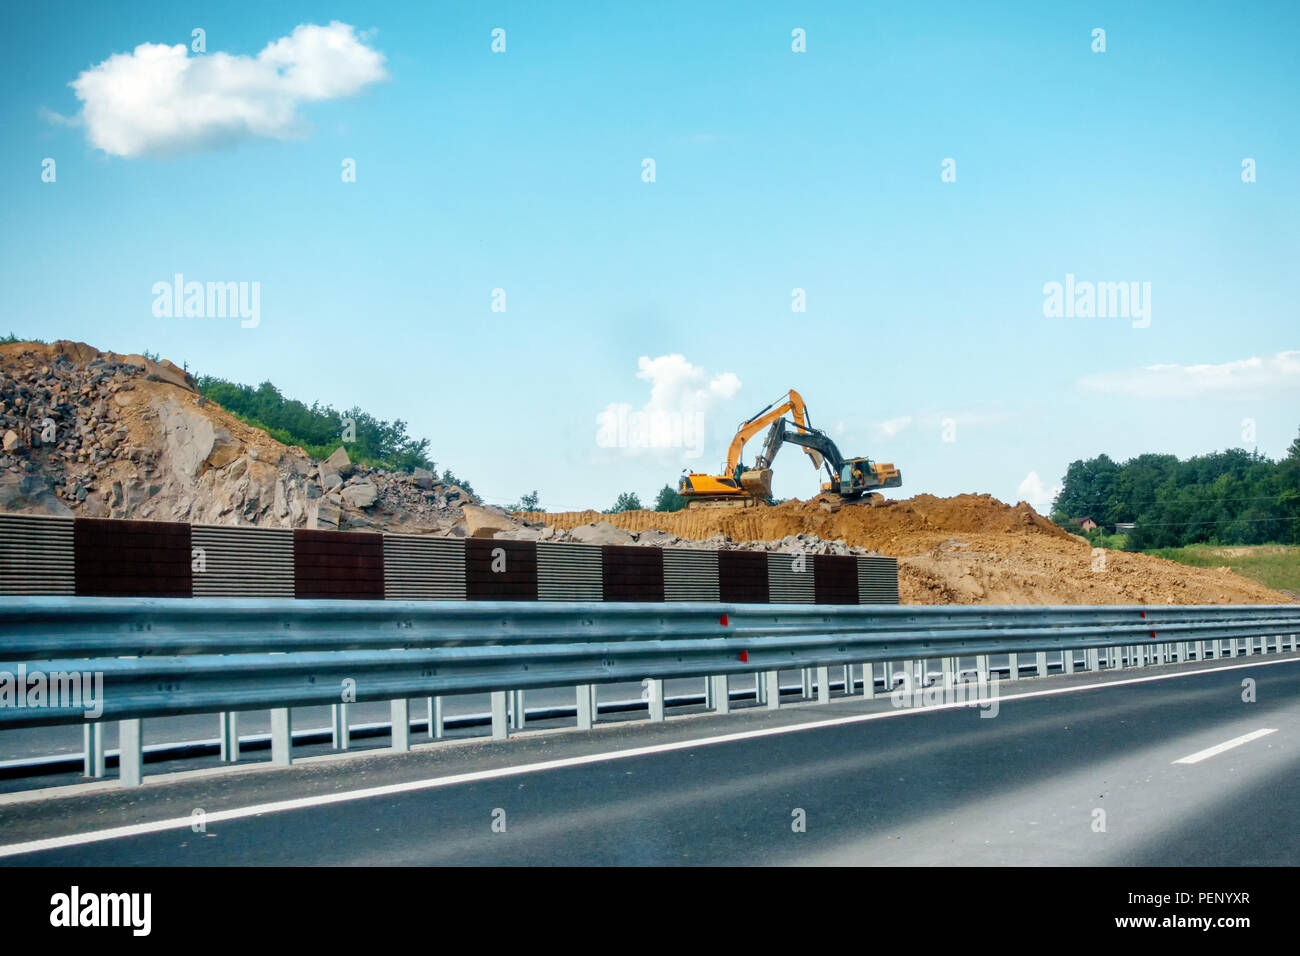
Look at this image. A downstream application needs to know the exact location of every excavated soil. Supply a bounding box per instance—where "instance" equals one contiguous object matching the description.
[524,495,1293,606]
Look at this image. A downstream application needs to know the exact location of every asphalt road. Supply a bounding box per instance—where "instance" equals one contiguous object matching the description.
[1,653,1295,865]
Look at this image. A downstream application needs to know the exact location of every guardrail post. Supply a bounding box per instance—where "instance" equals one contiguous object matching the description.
[391,699,410,753]
[428,696,443,739]
[271,708,292,766]
[221,711,241,761]
[704,677,714,709]
[330,704,348,751]
[842,664,852,695]
[801,668,813,699]
[1244,637,1254,656]
[816,666,830,704]
[1229,638,1238,657]
[491,691,509,739]
[976,655,989,685]
[83,722,105,778]
[118,718,143,786]
[765,671,780,709]
[510,690,526,730]
[712,675,730,714]
[576,685,593,729]
[1007,653,1018,680]
[941,657,954,691]
[1176,642,1188,663]
[648,679,665,722]
[1035,651,1047,677]
[1087,648,1099,672]
[1063,650,1075,675]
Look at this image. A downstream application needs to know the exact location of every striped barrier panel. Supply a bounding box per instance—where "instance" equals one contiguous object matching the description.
[0,513,899,605]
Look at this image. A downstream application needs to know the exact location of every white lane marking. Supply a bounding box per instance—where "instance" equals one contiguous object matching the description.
[1173,728,1278,765]
[0,655,1296,859]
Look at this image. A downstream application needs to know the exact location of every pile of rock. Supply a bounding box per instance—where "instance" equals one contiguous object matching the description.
[299,447,476,533]
[0,341,479,531]
[483,512,878,556]
[0,348,175,516]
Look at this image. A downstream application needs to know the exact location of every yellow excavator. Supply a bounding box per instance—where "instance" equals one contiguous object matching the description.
[678,389,902,509]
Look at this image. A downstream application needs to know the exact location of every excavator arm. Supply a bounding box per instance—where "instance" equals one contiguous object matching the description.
[760,419,902,499]
[722,389,818,476]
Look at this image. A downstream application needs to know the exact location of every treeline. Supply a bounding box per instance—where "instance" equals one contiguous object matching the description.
[196,377,471,488]
[1051,428,1300,549]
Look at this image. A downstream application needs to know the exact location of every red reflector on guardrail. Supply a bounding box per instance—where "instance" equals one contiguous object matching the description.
[720,614,729,627]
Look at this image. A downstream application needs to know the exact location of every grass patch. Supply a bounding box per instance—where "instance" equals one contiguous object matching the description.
[1145,544,1300,593]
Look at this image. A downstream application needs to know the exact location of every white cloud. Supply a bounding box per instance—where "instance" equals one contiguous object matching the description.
[67,22,387,158]
[872,415,912,440]
[1078,350,1300,399]
[1017,471,1060,514]
[596,355,741,461]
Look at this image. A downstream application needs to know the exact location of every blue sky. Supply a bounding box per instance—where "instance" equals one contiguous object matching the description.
[3,1,1298,513]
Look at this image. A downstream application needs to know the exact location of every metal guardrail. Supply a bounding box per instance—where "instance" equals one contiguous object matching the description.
[2,598,1298,786]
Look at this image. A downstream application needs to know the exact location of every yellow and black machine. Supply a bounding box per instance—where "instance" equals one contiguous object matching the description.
[678,389,901,509]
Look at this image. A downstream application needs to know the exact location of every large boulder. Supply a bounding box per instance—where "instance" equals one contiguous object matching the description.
[324,446,354,478]
[0,474,72,516]
[157,399,217,480]
[568,521,636,546]
[459,504,521,538]
[341,480,378,509]
[319,466,343,491]
[312,497,341,529]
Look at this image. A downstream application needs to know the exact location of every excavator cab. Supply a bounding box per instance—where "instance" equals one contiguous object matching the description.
[840,462,858,494]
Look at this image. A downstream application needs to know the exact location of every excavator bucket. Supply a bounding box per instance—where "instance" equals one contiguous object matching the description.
[738,468,774,498]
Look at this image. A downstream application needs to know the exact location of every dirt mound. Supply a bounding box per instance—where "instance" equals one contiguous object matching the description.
[522,494,1072,554]
[523,495,1291,606]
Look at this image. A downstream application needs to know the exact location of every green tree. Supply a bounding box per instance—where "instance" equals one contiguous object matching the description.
[1053,433,1299,550]
[605,491,643,513]
[653,484,686,512]
[509,490,542,512]
[194,376,435,474]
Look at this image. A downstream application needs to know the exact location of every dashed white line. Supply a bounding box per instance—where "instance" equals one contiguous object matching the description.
[1172,728,1278,765]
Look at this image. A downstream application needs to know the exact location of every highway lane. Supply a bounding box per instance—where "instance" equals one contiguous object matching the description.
[2,655,1296,865]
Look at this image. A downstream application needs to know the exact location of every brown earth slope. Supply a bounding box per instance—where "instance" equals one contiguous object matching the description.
[524,495,1292,606]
